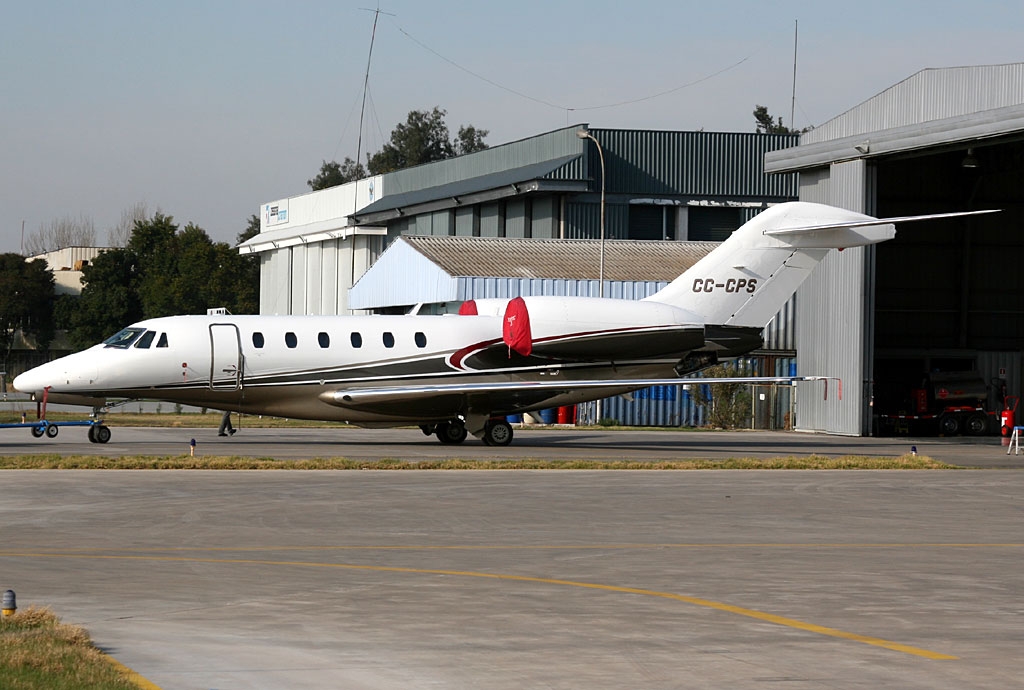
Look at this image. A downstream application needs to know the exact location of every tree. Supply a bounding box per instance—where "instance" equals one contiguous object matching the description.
[0,254,55,372]
[307,157,367,191]
[753,105,797,135]
[368,107,454,174]
[311,108,489,183]
[68,247,141,348]
[367,107,489,174]
[128,213,180,318]
[230,215,261,314]
[68,212,261,348]
[107,202,150,247]
[454,124,489,156]
[237,214,261,245]
[24,215,96,256]
[692,364,752,429]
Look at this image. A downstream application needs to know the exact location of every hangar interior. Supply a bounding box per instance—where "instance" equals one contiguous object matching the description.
[872,140,1024,423]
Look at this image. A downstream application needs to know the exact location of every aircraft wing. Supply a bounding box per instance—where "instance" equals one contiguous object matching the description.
[320,375,839,416]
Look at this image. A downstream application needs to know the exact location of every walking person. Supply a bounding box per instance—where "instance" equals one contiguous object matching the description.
[218,410,236,436]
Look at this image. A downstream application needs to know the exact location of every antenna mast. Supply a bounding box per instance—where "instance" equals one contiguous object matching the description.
[354,9,381,189]
[790,19,798,131]
[354,6,394,213]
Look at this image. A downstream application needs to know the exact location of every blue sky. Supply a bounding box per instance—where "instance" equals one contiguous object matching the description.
[3,0,1022,253]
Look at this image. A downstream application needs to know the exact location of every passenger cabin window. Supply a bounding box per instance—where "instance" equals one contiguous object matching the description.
[252,332,265,349]
[414,332,427,348]
[134,331,157,349]
[318,332,330,348]
[350,332,362,348]
[156,333,168,348]
[285,332,297,348]
[103,327,145,349]
[383,332,395,348]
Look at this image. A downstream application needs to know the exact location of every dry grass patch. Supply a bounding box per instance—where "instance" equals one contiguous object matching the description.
[0,606,142,689]
[0,453,955,470]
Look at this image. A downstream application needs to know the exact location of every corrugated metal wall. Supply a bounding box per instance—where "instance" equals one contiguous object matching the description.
[576,355,797,427]
[763,295,796,351]
[456,277,669,301]
[590,130,799,198]
[795,161,871,435]
[563,202,630,240]
[259,237,384,315]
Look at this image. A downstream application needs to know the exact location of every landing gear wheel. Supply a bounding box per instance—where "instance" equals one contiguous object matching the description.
[435,421,468,445]
[482,419,513,447]
[45,423,59,438]
[94,425,111,444]
[31,425,45,438]
[939,415,960,436]
[88,425,97,443]
[966,413,988,436]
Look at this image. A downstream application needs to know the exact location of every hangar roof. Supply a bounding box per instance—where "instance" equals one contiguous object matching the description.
[400,234,717,281]
[348,235,718,310]
[766,63,1024,173]
[351,155,586,224]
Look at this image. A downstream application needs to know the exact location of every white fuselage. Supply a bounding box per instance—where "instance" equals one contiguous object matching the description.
[13,299,703,423]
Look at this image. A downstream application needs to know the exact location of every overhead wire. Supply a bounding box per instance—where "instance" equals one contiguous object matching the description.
[391,19,770,115]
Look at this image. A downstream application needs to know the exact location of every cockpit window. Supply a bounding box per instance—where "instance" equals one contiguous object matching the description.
[134,331,157,349]
[103,327,146,349]
[156,333,168,348]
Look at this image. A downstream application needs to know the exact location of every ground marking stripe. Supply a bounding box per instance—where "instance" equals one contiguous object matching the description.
[104,654,163,690]
[0,550,956,660]
[6,542,1021,554]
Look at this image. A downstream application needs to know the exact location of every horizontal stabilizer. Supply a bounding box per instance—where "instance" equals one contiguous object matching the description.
[763,209,999,237]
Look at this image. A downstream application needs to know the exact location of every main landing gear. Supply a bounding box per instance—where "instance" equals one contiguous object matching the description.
[420,417,514,446]
[433,420,469,445]
[481,419,513,446]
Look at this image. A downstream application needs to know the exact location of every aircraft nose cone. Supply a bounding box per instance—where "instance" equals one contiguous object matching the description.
[12,370,40,394]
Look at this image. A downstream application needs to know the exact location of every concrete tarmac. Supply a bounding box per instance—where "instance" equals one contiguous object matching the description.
[1,424,1021,467]
[1,427,1022,688]
[2,465,1024,689]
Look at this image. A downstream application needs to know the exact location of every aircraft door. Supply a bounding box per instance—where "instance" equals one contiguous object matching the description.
[209,324,243,391]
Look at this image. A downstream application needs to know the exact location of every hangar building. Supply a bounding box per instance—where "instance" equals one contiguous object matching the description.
[239,126,799,317]
[766,63,1024,435]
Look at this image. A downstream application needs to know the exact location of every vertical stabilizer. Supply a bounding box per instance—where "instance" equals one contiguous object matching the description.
[644,202,895,327]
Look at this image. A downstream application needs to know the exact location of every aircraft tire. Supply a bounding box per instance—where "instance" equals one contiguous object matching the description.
[435,421,468,445]
[31,425,45,438]
[88,425,97,443]
[483,420,513,447]
[94,425,112,444]
[45,423,59,438]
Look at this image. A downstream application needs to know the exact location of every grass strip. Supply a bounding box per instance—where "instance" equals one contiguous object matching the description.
[0,454,954,470]
[0,607,145,690]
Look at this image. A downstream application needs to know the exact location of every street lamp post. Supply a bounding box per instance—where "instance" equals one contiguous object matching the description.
[576,129,606,298]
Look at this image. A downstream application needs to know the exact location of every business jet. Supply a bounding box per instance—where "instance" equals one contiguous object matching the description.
[13,202,994,446]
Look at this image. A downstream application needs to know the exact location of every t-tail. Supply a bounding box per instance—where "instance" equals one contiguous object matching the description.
[644,201,996,328]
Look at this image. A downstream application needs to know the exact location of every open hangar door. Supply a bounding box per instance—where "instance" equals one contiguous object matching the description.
[871,139,1024,436]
